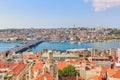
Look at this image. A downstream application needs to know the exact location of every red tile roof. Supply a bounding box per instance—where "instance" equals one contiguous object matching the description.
[101,67,109,74]
[28,55,37,59]
[60,77,83,80]
[24,54,37,59]
[0,63,17,69]
[33,72,54,80]
[58,61,68,70]
[112,70,120,78]
[107,68,116,77]
[79,77,84,80]
[32,60,44,72]
[88,76,102,80]
[11,62,26,76]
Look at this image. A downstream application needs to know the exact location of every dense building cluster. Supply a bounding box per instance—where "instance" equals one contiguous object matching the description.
[0,27,119,43]
[0,48,120,80]
[0,27,120,80]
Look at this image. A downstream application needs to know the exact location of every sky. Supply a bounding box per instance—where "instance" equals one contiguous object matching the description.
[0,0,120,29]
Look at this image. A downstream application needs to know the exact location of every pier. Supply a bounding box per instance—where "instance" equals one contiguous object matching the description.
[8,40,43,53]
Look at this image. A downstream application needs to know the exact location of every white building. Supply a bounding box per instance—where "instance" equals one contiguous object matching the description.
[117,48,120,59]
[115,48,120,67]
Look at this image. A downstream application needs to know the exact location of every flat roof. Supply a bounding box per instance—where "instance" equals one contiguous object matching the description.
[41,52,79,58]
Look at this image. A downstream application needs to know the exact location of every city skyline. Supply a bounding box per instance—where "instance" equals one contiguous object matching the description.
[0,0,120,29]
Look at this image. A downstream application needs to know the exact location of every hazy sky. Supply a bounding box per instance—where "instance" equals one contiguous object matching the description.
[0,0,120,29]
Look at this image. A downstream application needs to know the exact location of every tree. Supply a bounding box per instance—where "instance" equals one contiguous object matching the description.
[58,65,77,78]
[6,58,13,63]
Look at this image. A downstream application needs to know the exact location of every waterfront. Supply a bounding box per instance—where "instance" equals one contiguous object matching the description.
[0,40,120,53]
[0,42,21,52]
[32,40,120,52]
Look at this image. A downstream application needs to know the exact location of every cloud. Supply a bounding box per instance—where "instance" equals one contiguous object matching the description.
[85,0,120,12]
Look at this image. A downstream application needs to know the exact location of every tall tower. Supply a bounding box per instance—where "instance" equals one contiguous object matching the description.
[47,50,54,76]
[46,50,59,79]
[54,61,58,80]
[80,61,86,80]
[28,62,34,80]
[48,50,53,63]
[90,48,96,57]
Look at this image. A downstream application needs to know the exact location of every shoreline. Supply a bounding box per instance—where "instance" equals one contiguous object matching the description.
[0,39,120,53]
[0,38,120,43]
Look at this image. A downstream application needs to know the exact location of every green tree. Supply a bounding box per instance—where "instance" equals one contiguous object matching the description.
[58,65,77,78]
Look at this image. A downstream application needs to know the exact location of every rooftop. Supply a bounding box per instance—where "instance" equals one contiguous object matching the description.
[41,52,79,58]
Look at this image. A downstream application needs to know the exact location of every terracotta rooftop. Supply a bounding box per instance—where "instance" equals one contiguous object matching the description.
[60,77,83,80]
[33,72,54,80]
[101,67,110,74]
[112,70,120,78]
[27,55,37,59]
[32,60,44,72]
[0,63,17,69]
[58,61,68,70]
[11,62,26,76]
[107,68,117,77]
[88,76,102,80]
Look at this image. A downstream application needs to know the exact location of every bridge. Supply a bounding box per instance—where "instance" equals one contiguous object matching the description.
[8,40,43,53]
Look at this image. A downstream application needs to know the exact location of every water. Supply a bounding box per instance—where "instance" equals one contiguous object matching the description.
[0,42,21,52]
[0,40,120,53]
[32,40,120,52]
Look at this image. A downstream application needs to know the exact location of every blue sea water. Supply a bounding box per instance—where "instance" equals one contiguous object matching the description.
[0,40,120,53]
[32,40,120,52]
[0,42,21,52]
